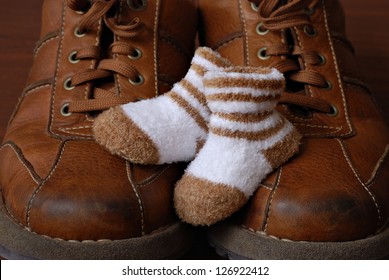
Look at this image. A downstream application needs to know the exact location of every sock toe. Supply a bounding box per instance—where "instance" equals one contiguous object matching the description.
[174,174,247,226]
[93,106,160,164]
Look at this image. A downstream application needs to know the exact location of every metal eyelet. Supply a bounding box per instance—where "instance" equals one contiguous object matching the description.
[68,51,80,64]
[128,48,142,60]
[60,103,72,117]
[303,25,318,37]
[323,80,333,90]
[129,74,144,86]
[257,47,270,60]
[256,22,269,36]
[317,53,326,65]
[304,7,316,16]
[250,2,259,12]
[64,77,75,91]
[74,27,87,38]
[327,105,338,117]
[127,0,147,11]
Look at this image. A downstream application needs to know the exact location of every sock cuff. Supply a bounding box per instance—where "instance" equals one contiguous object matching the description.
[191,47,232,71]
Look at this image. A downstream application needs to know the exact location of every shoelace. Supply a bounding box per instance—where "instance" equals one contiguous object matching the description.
[65,0,144,114]
[251,0,335,114]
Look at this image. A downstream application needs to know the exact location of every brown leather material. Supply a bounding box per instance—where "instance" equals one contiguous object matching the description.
[0,0,197,242]
[199,0,389,242]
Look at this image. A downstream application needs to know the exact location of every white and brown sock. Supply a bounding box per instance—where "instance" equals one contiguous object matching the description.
[93,47,232,164]
[174,66,301,226]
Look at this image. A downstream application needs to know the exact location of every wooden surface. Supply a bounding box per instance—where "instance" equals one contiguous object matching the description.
[0,0,388,260]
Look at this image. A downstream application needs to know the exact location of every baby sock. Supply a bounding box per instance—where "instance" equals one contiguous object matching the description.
[174,66,301,226]
[93,47,232,164]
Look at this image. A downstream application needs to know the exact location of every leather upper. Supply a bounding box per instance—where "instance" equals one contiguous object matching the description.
[199,0,389,242]
[0,0,197,241]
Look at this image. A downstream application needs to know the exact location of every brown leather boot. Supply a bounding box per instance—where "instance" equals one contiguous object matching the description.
[0,0,197,259]
[200,0,389,259]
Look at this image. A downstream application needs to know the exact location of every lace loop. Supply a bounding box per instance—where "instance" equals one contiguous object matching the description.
[73,0,116,34]
[63,0,146,114]
[254,0,335,114]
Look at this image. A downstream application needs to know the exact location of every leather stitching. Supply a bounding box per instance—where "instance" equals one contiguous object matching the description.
[322,0,353,137]
[0,143,41,185]
[153,0,160,96]
[115,0,124,97]
[23,83,52,97]
[49,1,66,136]
[262,167,282,232]
[136,166,171,187]
[214,34,243,52]
[366,144,389,186]
[126,161,145,236]
[336,139,382,223]
[57,126,94,137]
[238,0,249,66]
[33,31,60,57]
[34,35,60,58]
[26,141,67,228]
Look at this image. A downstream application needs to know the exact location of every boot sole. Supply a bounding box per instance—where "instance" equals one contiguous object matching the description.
[208,222,389,259]
[0,193,194,259]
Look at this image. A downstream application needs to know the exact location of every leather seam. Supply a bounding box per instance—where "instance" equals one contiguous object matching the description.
[259,183,272,191]
[114,0,124,97]
[336,139,382,223]
[137,165,171,187]
[33,31,60,57]
[262,167,282,232]
[153,0,160,96]
[238,0,249,66]
[49,1,66,136]
[57,126,94,137]
[214,34,243,52]
[159,30,191,60]
[322,0,353,136]
[126,161,145,236]
[366,144,389,186]
[26,141,67,228]
[0,143,41,185]
[23,83,52,97]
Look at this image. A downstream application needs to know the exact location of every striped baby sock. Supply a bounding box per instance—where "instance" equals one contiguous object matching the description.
[93,47,231,164]
[174,66,301,226]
